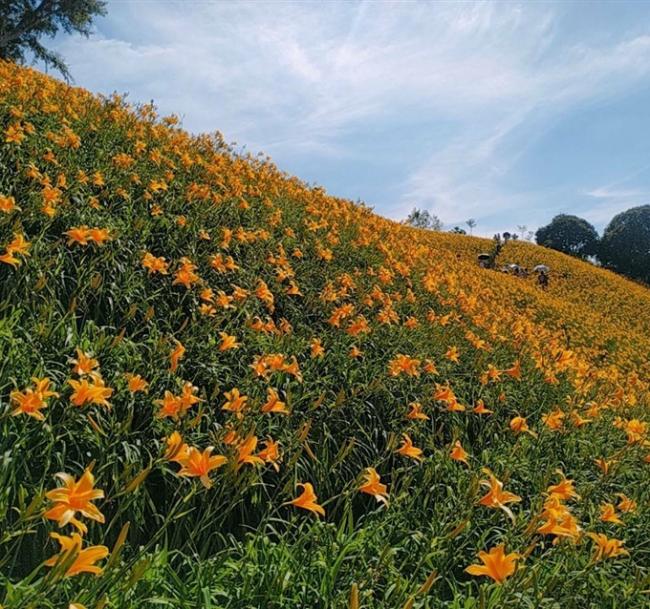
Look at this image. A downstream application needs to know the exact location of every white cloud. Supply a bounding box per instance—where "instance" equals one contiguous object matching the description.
[43,1,650,236]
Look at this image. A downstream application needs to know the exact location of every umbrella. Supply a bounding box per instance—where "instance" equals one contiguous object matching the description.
[534,265,549,273]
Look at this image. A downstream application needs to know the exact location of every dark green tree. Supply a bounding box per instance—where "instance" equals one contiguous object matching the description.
[404,207,443,230]
[535,214,599,259]
[599,205,650,283]
[0,0,106,79]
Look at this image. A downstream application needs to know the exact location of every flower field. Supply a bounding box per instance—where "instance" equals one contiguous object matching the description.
[0,61,648,608]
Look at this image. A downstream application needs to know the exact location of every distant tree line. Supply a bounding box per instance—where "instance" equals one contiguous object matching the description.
[404,205,650,285]
[535,206,650,284]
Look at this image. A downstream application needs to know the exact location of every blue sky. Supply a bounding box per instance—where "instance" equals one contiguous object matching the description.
[43,1,650,236]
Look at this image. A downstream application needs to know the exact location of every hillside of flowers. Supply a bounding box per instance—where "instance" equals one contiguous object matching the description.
[0,61,648,609]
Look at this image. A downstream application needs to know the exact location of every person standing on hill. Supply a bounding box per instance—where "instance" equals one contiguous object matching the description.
[538,270,549,290]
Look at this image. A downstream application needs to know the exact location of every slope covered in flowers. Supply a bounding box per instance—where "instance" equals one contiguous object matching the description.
[0,61,648,609]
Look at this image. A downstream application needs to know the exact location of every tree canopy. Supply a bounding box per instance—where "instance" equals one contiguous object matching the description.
[404,208,443,230]
[0,0,106,79]
[599,205,650,284]
[535,214,599,259]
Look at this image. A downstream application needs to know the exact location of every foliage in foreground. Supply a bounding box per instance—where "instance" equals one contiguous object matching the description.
[0,61,649,608]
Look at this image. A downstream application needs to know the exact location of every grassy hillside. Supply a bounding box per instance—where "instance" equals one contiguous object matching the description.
[0,61,648,609]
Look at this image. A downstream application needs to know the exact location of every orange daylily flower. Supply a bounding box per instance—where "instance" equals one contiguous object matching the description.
[504,360,521,380]
[287,483,325,516]
[407,402,429,420]
[177,446,227,488]
[616,494,637,513]
[169,340,185,372]
[257,438,281,471]
[388,354,420,377]
[541,409,565,431]
[44,532,109,577]
[125,373,149,393]
[396,434,424,461]
[445,346,460,363]
[509,416,537,437]
[0,232,30,267]
[236,436,265,468]
[261,388,289,414]
[547,471,580,501]
[586,533,629,562]
[349,345,363,358]
[310,338,325,358]
[222,388,248,414]
[537,495,581,543]
[68,377,113,408]
[10,377,59,420]
[164,431,189,463]
[465,544,519,584]
[71,349,99,376]
[172,257,200,289]
[473,399,493,415]
[44,468,105,533]
[478,470,521,519]
[142,252,169,274]
[218,332,239,351]
[450,440,469,465]
[594,457,615,476]
[599,503,623,525]
[155,382,202,419]
[64,226,110,246]
[0,194,19,213]
[358,468,388,504]
[623,419,647,444]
